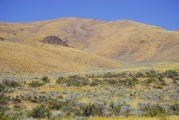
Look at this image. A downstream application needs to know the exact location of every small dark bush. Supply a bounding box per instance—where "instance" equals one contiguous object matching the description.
[103,72,114,78]
[48,99,63,110]
[107,79,117,84]
[2,80,20,88]
[83,103,102,116]
[90,79,100,86]
[165,70,178,79]
[0,94,10,105]
[146,77,156,83]
[153,85,163,89]
[42,76,50,83]
[56,76,66,84]
[170,104,179,115]
[12,96,21,104]
[142,104,166,117]
[109,101,121,115]
[28,81,44,87]
[136,72,144,78]
[0,83,6,92]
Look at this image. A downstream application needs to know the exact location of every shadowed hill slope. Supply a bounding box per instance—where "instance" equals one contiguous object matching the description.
[40,35,69,47]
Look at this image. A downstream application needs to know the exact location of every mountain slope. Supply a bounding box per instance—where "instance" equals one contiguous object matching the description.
[0,17,179,74]
[0,41,120,74]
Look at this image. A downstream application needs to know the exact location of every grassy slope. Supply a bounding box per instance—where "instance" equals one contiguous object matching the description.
[0,17,179,74]
[87,116,179,120]
[84,20,179,62]
[12,18,178,63]
[0,41,120,74]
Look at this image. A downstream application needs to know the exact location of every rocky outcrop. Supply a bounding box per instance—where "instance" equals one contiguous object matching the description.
[41,36,68,47]
[0,37,5,41]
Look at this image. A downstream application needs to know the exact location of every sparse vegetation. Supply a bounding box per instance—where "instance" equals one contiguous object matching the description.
[0,70,178,119]
[28,81,44,87]
[28,104,51,119]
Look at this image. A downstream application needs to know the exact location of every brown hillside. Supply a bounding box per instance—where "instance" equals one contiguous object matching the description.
[1,17,178,62]
[0,40,120,74]
[0,17,179,74]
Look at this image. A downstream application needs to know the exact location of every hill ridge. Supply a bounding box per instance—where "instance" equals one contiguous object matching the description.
[0,17,178,74]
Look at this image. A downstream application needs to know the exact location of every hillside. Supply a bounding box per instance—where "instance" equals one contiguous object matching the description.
[0,40,120,74]
[0,17,179,74]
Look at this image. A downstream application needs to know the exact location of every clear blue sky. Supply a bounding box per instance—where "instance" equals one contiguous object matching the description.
[0,0,178,30]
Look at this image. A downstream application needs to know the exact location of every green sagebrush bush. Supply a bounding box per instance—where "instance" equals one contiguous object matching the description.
[28,104,51,119]
[42,76,50,83]
[28,81,44,87]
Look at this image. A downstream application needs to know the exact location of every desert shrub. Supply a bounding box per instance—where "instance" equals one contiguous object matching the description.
[72,106,85,116]
[12,96,21,104]
[153,85,163,89]
[0,105,9,112]
[28,104,51,119]
[136,72,144,78]
[14,104,21,109]
[83,103,102,116]
[28,81,44,87]
[146,77,156,83]
[0,112,11,120]
[165,70,178,79]
[7,111,27,120]
[57,75,89,87]
[2,80,20,88]
[58,95,63,99]
[156,86,163,89]
[95,74,103,78]
[80,79,89,86]
[90,79,100,86]
[34,77,38,79]
[132,77,139,82]
[107,79,117,85]
[109,101,121,115]
[127,79,135,86]
[142,104,166,117]
[158,75,164,82]
[158,75,166,85]
[56,76,66,84]
[124,78,136,87]
[170,103,179,115]
[150,69,157,76]
[172,78,177,84]
[27,96,39,103]
[0,94,10,105]
[0,104,10,119]
[0,83,6,93]
[42,76,50,83]
[145,70,157,77]
[67,79,80,86]
[48,99,63,110]
[103,72,114,78]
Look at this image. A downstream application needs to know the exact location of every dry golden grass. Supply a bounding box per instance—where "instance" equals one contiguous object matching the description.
[0,41,120,74]
[87,116,179,120]
[0,17,179,74]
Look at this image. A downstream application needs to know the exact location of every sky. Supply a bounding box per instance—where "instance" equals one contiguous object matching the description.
[0,0,179,30]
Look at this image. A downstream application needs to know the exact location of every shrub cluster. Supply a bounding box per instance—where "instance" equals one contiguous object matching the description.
[28,81,44,87]
[28,104,51,118]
